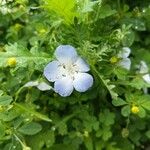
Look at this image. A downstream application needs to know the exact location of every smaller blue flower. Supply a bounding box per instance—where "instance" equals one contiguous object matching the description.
[44,45,94,97]
[117,47,131,70]
[138,61,150,84]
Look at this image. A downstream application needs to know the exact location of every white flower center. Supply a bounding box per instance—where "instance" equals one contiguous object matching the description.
[61,63,78,80]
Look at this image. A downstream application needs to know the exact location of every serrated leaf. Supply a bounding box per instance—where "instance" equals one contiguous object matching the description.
[43,0,78,24]
[58,123,67,135]
[92,65,118,99]
[14,103,52,122]
[99,109,115,126]
[0,95,13,106]
[102,126,112,141]
[18,122,42,135]
[81,1,98,13]
[0,43,51,70]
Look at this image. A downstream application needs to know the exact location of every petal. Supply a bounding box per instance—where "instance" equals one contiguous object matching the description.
[55,45,78,64]
[37,82,52,91]
[73,73,93,92]
[139,61,149,74]
[143,74,150,84]
[44,61,61,82]
[118,47,131,58]
[74,57,90,72]
[143,88,148,94]
[24,81,39,87]
[118,58,131,70]
[54,77,74,97]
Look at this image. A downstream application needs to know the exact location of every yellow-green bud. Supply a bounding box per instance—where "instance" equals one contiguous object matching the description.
[7,57,17,67]
[39,29,47,34]
[121,128,129,138]
[110,56,118,64]
[131,105,139,114]
[83,131,89,138]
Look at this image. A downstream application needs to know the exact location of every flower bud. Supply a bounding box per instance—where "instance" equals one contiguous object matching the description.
[110,56,118,64]
[121,128,129,138]
[131,105,139,114]
[83,131,89,138]
[7,57,17,67]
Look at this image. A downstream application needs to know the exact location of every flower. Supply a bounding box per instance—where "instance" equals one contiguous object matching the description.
[131,105,139,114]
[110,47,131,70]
[138,61,150,84]
[117,47,131,70]
[0,0,11,15]
[7,57,17,67]
[44,45,94,97]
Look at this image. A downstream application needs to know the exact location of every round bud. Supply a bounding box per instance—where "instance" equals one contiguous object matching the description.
[7,57,17,67]
[110,56,118,64]
[131,106,139,114]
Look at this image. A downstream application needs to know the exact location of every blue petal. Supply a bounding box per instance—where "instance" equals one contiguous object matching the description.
[73,73,93,92]
[37,82,52,91]
[118,58,131,70]
[139,61,149,74]
[54,77,74,97]
[74,57,90,72]
[143,74,150,84]
[44,61,61,82]
[55,45,78,64]
[118,47,131,58]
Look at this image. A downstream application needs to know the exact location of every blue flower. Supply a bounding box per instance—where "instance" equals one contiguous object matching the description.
[117,47,131,70]
[44,45,94,97]
[138,61,150,84]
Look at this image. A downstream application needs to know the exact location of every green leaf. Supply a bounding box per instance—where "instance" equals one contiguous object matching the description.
[0,90,3,96]
[99,109,115,126]
[102,126,112,141]
[84,136,93,150]
[112,98,127,106]
[121,105,130,117]
[43,0,78,24]
[141,100,150,111]
[0,108,19,122]
[138,106,146,118]
[18,122,42,135]
[81,1,98,13]
[0,95,13,106]
[0,43,51,70]
[98,4,116,19]
[145,130,150,139]
[114,68,128,80]
[122,30,135,46]
[27,129,55,149]
[92,65,118,99]
[0,123,5,139]
[58,123,67,135]
[14,103,52,122]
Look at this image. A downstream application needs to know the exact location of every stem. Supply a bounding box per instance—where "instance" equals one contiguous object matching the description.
[13,134,26,148]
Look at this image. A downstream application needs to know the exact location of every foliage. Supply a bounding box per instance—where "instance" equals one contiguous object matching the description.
[0,0,150,149]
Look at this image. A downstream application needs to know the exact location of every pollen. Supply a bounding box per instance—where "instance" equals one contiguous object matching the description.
[110,56,118,64]
[131,105,139,114]
[7,57,17,67]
